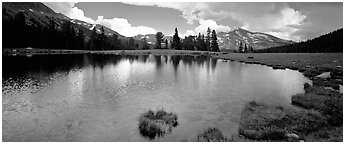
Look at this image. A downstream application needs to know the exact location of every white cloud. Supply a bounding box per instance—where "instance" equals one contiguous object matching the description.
[181,19,230,37]
[195,19,231,34]
[95,16,156,37]
[181,30,197,37]
[43,2,94,24]
[124,2,220,24]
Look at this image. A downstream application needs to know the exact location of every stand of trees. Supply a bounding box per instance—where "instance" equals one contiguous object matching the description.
[169,27,220,52]
[255,29,343,53]
[3,11,85,50]
[237,41,254,53]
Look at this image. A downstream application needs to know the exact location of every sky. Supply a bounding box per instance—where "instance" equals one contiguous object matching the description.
[43,2,343,42]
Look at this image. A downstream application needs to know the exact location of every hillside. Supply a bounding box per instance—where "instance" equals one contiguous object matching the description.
[2,2,126,39]
[2,2,148,49]
[255,28,343,53]
[217,28,294,51]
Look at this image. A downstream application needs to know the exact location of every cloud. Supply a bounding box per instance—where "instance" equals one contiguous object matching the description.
[195,19,231,34]
[124,2,226,24]
[45,2,341,41]
[95,16,156,37]
[125,2,309,41]
[43,2,157,37]
[235,7,306,41]
[43,2,94,24]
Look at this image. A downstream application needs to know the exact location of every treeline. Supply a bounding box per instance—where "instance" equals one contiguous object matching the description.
[155,27,220,52]
[236,41,254,53]
[3,11,145,50]
[255,28,343,53]
[3,11,85,49]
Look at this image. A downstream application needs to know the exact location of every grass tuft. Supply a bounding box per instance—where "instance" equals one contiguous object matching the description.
[138,109,178,139]
[197,128,230,142]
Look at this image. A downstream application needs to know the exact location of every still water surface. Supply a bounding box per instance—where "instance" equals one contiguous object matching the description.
[2,54,311,141]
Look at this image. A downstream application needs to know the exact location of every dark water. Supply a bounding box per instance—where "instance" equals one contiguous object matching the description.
[2,54,311,141]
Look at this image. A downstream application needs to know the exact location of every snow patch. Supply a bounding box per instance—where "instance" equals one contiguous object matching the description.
[89,24,96,30]
[235,31,240,36]
[140,35,150,39]
[40,11,44,14]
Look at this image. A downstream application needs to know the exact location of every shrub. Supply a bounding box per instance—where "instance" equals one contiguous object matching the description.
[138,110,178,139]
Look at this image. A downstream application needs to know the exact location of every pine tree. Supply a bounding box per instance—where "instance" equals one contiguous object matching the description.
[206,27,211,51]
[77,29,85,50]
[172,28,181,50]
[135,43,139,49]
[99,26,106,50]
[197,33,202,51]
[238,41,243,53]
[250,45,254,52]
[244,43,248,53]
[142,37,149,50]
[211,30,220,52]
[111,34,120,50]
[165,39,168,49]
[89,27,97,50]
[155,32,164,49]
[129,37,135,49]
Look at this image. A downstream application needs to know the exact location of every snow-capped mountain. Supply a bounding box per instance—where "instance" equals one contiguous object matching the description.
[217,28,295,51]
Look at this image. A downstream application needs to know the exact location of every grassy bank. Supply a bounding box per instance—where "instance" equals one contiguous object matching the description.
[239,101,328,141]
[239,83,343,142]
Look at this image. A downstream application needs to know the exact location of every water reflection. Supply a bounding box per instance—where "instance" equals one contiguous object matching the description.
[2,54,311,141]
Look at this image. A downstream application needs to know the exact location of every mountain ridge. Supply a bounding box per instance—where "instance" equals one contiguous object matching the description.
[217,28,295,51]
[2,2,127,40]
[133,28,294,50]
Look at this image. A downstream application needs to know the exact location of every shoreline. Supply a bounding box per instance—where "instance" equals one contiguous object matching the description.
[4,49,342,82]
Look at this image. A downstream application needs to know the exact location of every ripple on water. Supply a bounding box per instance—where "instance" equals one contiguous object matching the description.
[180,111,203,123]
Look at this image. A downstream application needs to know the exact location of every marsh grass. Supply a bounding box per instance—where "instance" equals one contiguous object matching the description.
[197,128,230,142]
[138,109,178,139]
[239,101,327,141]
[292,83,343,126]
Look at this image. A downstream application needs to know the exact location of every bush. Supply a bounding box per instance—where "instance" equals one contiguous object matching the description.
[138,110,178,139]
